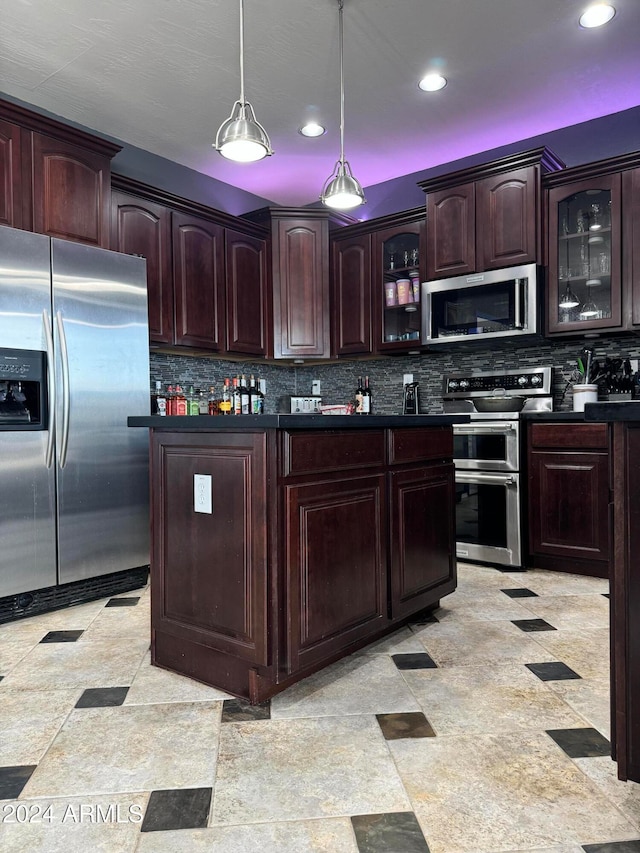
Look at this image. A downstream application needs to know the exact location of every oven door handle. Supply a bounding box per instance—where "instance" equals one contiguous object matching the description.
[455,424,515,434]
[456,471,516,486]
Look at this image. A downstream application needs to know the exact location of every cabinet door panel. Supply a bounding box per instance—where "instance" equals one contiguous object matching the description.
[0,120,22,228]
[274,218,329,358]
[285,475,387,673]
[389,463,456,620]
[172,211,225,350]
[30,133,110,247]
[111,193,173,344]
[151,432,268,665]
[626,168,640,327]
[426,183,475,279]
[477,167,537,269]
[225,229,268,356]
[332,234,372,355]
[528,450,609,562]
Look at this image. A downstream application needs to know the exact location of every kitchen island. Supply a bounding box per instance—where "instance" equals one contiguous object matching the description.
[128,414,466,702]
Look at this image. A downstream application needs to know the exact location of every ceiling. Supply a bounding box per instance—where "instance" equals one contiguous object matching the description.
[2,0,640,208]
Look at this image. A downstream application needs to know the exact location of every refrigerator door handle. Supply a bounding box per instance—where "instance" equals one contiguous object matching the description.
[42,309,56,468]
[56,310,71,469]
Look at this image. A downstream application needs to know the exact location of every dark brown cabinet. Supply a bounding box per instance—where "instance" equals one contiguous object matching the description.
[0,99,119,247]
[420,148,564,281]
[526,422,610,577]
[331,232,372,355]
[111,178,269,354]
[146,420,457,703]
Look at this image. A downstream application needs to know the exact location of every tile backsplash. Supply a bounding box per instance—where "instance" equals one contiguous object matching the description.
[150,333,640,416]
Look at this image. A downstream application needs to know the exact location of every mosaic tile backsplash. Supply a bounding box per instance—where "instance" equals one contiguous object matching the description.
[150,333,640,416]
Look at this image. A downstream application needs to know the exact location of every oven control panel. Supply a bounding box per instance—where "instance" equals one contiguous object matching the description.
[443,366,552,397]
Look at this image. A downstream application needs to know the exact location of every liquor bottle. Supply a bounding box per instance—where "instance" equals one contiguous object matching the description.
[240,374,250,415]
[362,376,372,414]
[174,385,187,416]
[219,379,232,415]
[188,385,199,416]
[249,375,264,414]
[166,384,176,416]
[232,377,241,415]
[152,380,167,416]
[207,386,218,415]
[198,388,209,415]
[355,377,364,414]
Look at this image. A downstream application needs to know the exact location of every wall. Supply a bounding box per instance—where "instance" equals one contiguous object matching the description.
[150,333,640,416]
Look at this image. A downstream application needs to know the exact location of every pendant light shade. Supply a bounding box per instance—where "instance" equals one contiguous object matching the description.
[559,284,580,309]
[214,0,273,163]
[321,0,365,210]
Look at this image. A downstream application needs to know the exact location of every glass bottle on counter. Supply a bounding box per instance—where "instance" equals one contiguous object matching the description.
[152,380,167,416]
[240,374,250,415]
[355,377,364,414]
[362,376,372,414]
[187,385,199,416]
[198,388,209,415]
[207,386,218,415]
[232,377,241,415]
[166,385,176,416]
[174,385,187,416]
[219,379,232,415]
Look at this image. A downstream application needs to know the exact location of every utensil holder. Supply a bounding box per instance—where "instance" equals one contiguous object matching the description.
[572,383,598,412]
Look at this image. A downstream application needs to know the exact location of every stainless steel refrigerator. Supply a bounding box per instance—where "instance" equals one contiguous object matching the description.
[0,225,150,602]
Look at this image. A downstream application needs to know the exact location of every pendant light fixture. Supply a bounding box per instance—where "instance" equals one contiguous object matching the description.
[214,0,273,162]
[559,284,580,309]
[321,0,365,210]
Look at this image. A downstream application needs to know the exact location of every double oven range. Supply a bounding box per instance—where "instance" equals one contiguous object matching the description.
[442,367,553,568]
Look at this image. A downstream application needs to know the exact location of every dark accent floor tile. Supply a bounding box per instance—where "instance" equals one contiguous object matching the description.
[583,842,640,852]
[512,618,557,632]
[75,687,130,708]
[0,765,38,799]
[502,587,539,598]
[392,653,437,670]
[106,597,140,607]
[546,727,611,758]
[351,812,430,853]
[39,630,83,643]
[410,611,439,625]
[526,661,581,681]
[377,712,436,740]
[141,787,212,832]
[602,593,611,599]
[221,698,271,722]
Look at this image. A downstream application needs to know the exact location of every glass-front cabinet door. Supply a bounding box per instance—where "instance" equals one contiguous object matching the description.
[547,174,621,334]
[374,220,425,352]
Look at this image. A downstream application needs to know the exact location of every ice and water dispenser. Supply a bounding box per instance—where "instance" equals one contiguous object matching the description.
[0,348,47,429]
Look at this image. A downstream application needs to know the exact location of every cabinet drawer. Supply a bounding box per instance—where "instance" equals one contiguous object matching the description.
[281,430,385,477]
[388,427,453,465]
[529,423,608,450]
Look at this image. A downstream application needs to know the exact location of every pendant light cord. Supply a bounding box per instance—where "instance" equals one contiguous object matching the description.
[239,0,246,105]
[338,0,345,165]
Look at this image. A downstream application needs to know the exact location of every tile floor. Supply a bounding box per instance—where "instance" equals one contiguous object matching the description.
[1,562,639,853]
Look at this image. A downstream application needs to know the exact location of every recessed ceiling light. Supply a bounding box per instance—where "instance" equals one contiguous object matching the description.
[579,3,616,28]
[299,122,326,137]
[418,73,447,92]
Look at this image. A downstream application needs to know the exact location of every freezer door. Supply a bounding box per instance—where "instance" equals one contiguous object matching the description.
[0,226,57,596]
[51,239,150,583]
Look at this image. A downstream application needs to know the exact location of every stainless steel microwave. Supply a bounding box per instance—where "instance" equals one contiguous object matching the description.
[421,262,539,346]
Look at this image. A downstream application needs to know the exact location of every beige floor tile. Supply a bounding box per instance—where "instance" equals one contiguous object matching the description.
[412,619,557,667]
[22,701,221,797]
[0,639,40,674]
[0,600,107,639]
[0,793,147,853]
[435,589,539,623]
[0,688,79,765]
[574,755,640,831]
[210,715,411,825]
[136,818,359,853]
[124,652,232,704]
[79,602,151,640]
[390,731,638,853]
[270,654,421,719]
[547,677,611,738]
[0,638,149,691]
[355,625,427,655]
[402,663,587,736]
[502,569,609,597]
[515,593,609,630]
[528,627,610,679]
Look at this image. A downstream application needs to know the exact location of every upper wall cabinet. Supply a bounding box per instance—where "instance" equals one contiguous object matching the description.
[419,148,564,280]
[331,231,372,356]
[111,177,269,355]
[0,99,119,247]
[544,153,640,337]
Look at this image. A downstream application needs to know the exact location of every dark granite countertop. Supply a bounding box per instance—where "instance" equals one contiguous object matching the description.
[128,414,470,430]
[521,412,587,421]
[584,401,640,422]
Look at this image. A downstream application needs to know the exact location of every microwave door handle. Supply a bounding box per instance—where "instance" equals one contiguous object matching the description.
[514,278,524,329]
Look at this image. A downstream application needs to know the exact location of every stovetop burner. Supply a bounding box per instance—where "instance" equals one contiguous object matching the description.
[442,366,553,417]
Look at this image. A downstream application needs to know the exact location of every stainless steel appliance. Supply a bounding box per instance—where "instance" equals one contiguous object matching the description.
[443,366,552,567]
[0,225,150,610]
[422,263,539,346]
[402,381,420,414]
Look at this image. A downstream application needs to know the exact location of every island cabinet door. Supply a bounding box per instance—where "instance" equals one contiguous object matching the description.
[388,462,457,622]
[283,474,387,674]
[150,432,269,667]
